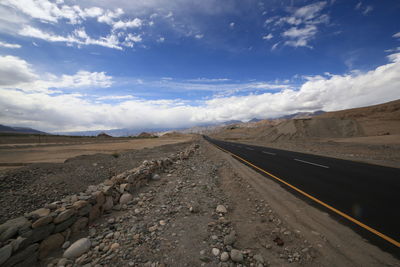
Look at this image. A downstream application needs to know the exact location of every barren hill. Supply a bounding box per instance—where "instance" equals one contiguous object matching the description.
[211,99,400,168]
[317,99,400,136]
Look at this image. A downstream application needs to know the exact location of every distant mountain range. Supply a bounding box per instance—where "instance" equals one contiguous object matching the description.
[0,124,48,135]
[277,110,325,119]
[0,111,325,137]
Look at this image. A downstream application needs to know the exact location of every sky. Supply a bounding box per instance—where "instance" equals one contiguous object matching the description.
[0,0,399,132]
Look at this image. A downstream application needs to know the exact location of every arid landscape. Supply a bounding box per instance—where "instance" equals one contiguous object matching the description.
[211,99,400,168]
[1,1,400,266]
[0,134,192,171]
[0,100,399,266]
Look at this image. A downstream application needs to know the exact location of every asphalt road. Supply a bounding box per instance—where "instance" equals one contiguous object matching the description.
[205,136,400,253]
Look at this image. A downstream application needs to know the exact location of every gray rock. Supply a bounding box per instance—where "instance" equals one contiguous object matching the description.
[71,217,88,234]
[199,255,211,262]
[253,254,265,263]
[21,224,55,245]
[39,233,64,259]
[62,241,71,249]
[223,231,236,245]
[63,238,91,259]
[0,244,12,265]
[54,209,75,224]
[10,236,27,252]
[0,225,19,242]
[103,196,114,211]
[220,251,229,262]
[230,249,243,263]
[4,243,39,266]
[29,208,50,218]
[152,174,160,180]
[54,216,77,233]
[216,205,227,213]
[212,247,220,256]
[119,193,133,205]
[0,217,31,242]
[77,204,92,216]
[32,216,53,228]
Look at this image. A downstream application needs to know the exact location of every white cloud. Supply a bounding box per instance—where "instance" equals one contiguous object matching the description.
[0,40,21,48]
[157,37,165,43]
[294,1,327,21]
[362,6,373,15]
[19,25,123,50]
[112,18,142,30]
[2,52,400,132]
[96,95,135,101]
[393,32,400,38]
[262,33,273,40]
[0,55,112,92]
[0,55,37,86]
[195,34,204,39]
[355,2,373,15]
[229,22,235,28]
[283,24,317,48]
[0,0,112,24]
[271,42,279,51]
[269,1,329,49]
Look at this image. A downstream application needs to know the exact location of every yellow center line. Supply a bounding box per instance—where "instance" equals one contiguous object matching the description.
[209,141,400,248]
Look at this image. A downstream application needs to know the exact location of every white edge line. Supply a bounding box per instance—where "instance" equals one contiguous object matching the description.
[262,151,276,155]
[294,158,329,168]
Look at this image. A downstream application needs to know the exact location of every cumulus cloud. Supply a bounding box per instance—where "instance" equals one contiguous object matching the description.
[393,32,400,38]
[268,1,329,49]
[0,55,37,86]
[0,55,112,93]
[1,52,399,132]
[1,1,142,50]
[112,18,142,30]
[1,0,113,24]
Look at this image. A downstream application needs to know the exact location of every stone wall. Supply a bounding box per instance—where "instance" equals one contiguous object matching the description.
[0,144,199,267]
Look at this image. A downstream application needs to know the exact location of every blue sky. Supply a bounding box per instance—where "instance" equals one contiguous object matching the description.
[0,0,399,132]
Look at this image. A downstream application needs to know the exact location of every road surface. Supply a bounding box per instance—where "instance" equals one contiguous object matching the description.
[205,136,400,254]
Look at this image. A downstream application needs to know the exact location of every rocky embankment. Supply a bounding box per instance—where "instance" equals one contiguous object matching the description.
[0,144,198,266]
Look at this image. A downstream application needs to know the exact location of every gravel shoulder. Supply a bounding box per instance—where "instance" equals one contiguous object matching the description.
[40,138,397,266]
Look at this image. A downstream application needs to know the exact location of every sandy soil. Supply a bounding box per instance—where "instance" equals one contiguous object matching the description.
[0,136,193,170]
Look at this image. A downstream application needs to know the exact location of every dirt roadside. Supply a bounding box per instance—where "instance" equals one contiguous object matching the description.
[39,138,398,266]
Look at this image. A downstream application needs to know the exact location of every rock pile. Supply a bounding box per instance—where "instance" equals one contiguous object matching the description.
[0,144,199,266]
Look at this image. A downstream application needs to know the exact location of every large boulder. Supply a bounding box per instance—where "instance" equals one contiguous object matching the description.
[63,238,91,259]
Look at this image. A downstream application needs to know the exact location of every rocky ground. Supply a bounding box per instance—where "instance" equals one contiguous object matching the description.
[0,142,192,224]
[2,138,397,266]
[43,139,321,267]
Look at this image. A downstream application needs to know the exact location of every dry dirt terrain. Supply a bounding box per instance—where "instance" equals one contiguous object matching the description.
[0,139,192,223]
[0,135,193,171]
[0,137,398,266]
[211,99,400,168]
[38,138,398,266]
